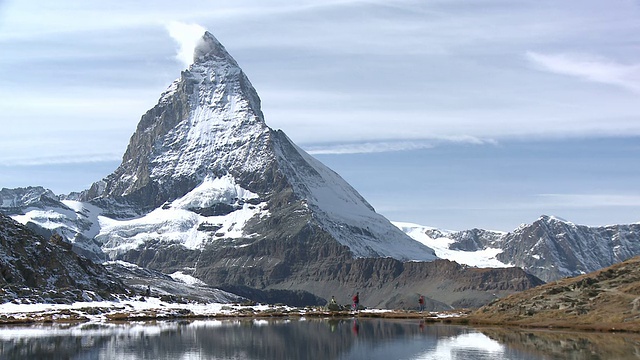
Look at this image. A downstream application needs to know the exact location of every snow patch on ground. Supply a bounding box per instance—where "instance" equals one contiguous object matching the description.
[0,298,463,327]
[0,298,281,324]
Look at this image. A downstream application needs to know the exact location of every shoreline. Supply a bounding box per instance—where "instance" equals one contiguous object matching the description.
[0,296,467,326]
[2,298,638,333]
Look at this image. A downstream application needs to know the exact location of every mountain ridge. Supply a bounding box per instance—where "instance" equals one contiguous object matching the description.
[397,214,640,282]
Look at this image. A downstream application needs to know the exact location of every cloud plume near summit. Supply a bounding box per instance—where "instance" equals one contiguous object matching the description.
[167,21,207,68]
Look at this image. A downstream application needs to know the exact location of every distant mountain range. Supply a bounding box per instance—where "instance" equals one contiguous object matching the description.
[3,31,635,309]
[396,215,640,282]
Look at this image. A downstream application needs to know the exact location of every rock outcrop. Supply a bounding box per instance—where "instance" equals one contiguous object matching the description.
[0,214,128,303]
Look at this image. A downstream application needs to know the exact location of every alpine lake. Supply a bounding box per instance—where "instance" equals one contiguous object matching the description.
[1,317,639,359]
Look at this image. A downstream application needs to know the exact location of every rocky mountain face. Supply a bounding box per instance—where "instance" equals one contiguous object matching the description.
[0,213,127,303]
[0,31,543,308]
[0,186,57,210]
[497,216,640,282]
[82,32,272,214]
[399,215,640,282]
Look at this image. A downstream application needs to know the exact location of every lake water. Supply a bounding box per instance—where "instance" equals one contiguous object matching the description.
[1,318,639,359]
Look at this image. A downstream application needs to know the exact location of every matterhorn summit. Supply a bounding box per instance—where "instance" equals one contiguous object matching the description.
[84,32,271,209]
[72,30,437,266]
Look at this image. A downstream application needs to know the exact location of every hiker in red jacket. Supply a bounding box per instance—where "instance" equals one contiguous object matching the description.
[352,292,360,311]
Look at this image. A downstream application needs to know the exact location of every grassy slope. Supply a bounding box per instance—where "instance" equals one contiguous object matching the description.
[468,255,640,331]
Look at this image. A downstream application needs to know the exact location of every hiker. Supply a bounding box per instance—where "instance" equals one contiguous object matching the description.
[418,295,425,312]
[352,292,360,311]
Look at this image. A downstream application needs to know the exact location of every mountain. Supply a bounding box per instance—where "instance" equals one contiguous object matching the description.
[0,186,107,262]
[397,215,640,282]
[0,186,57,209]
[0,31,544,309]
[0,213,127,303]
[80,31,436,263]
[468,254,640,331]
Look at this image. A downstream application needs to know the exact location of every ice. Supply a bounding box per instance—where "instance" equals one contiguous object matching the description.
[170,271,207,286]
[171,175,258,210]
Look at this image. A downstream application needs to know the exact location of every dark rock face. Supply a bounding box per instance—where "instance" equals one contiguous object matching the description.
[0,214,128,303]
[449,228,504,251]
[102,261,244,304]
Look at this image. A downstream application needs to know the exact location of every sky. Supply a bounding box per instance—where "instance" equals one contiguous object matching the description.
[1,0,639,231]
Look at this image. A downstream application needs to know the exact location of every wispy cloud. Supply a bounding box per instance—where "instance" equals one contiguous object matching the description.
[303,137,496,155]
[0,153,122,167]
[304,141,435,155]
[526,51,640,94]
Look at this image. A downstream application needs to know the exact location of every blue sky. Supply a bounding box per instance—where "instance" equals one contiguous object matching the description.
[1,0,639,231]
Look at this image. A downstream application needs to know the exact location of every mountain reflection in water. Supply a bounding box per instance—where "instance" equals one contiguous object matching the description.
[1,318,639,359]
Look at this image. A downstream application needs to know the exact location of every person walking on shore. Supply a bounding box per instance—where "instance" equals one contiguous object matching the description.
[352,292,360,311]
[418,295,425,312]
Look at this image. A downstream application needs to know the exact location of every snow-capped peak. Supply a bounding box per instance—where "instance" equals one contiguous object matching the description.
[193,31,237,66]
[538,214,571,224]
[16,29,438,267]
[84,31,271,208]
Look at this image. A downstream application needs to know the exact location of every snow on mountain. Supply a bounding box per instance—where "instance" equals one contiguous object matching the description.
[498,215,640,281]
[4,31,435,265]
[83,31,272,210]
[89,30,435,261]
[170,174,260,209]
[396,215,640,282]
[0,187,56,208]
[96,175,269,258]
[273,135,437,261]
[170,271,208,286]
[393,222,508,268]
